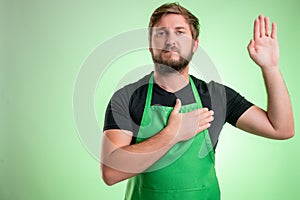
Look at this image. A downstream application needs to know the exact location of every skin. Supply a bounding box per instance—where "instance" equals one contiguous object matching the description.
[237,15,294,139]
[150,14,198,90]
[101,14,294,186]
[150,16,196,75]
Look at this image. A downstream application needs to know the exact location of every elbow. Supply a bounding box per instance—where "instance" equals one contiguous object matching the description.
[102,172,117,186]
[277,127,295,140]
[283,129,295,140]
[102,177,117,186]
[101,165,119,186]
[281,117,295,139]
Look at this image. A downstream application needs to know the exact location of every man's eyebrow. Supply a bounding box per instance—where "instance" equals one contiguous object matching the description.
[174,26,186,30]
[154,26,187,31]
[154,27,167,31]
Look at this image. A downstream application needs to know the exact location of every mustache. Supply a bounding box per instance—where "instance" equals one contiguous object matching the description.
[163,45,179,53]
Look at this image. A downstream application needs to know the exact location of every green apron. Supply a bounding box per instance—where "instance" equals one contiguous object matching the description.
[125,74,220,200]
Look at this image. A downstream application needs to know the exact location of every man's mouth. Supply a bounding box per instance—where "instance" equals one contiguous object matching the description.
[163,50,178,54]
[162,49,179,54]
[163,46,179,54]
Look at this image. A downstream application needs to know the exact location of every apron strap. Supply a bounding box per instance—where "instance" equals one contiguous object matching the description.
[146,73,215,163]
[145,74,154,108]
[146,74,202,108]
[189,76,203,109]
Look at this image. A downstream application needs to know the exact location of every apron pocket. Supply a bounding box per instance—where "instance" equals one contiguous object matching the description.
[139,185,209,200]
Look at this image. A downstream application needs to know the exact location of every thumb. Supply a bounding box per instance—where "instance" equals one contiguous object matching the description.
[172,99,181,114]
[247,39,256,56]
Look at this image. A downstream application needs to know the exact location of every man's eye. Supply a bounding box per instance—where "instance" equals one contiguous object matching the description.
[176,31,185,35]
[156,31,166,37]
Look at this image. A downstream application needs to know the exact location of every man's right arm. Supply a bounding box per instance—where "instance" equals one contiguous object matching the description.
[101,126,177,186]
[101,99,214,186]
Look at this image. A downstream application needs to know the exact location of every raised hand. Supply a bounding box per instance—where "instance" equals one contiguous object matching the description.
[247,15,279,71]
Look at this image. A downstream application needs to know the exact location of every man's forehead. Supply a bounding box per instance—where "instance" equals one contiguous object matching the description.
[153,14,190,29]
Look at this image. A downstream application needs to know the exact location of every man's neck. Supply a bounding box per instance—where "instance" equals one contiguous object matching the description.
[153,67,189,93]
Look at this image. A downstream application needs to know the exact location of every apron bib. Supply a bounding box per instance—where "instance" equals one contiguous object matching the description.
[125,74,220,200]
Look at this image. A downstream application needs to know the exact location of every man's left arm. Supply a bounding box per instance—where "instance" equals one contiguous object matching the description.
[236,14,294,139]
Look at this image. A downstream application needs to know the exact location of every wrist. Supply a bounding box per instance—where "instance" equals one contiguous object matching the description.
[163,125,180,144]
[261,65,280,74]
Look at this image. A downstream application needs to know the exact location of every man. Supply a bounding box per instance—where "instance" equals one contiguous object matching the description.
[101,3,294,200]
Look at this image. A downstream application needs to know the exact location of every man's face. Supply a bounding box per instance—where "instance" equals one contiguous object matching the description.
[150,14,198,73]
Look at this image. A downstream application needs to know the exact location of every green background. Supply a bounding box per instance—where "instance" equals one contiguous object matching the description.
[1,0,299,199]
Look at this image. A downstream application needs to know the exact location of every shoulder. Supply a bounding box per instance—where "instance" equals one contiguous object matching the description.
[190,74,208,91]
[110,72,152,105]
[189,74,228,95]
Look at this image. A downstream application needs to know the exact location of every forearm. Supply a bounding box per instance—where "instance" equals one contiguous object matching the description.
[101,99,213,185]
[262,66,294,136]
[101,126,177,185]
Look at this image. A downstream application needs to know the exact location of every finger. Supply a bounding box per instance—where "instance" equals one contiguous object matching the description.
[197,123,211,133]
[265,16,270,36]
[271,22,277,39]
[247,39,255,55]
[198,107,209,114]
[172,98,181,114]
[198,115,214,126]
[254,18,259,40]
[197,113,214,133]
[197,110,214,121]
[196,108,213,118]
[259,14,265,37]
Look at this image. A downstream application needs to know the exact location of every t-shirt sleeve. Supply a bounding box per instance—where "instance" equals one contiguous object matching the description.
[103,88,133,132]
[225,85,254,126]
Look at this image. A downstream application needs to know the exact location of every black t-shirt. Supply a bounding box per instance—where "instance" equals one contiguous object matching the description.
[103,72,253,150]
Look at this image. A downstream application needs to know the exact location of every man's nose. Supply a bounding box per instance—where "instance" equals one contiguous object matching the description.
[166,31,176,46]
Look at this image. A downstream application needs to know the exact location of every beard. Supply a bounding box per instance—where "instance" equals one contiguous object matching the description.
[151,47,194,75]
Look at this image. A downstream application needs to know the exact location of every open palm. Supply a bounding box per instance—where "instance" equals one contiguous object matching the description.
[247,15,279,70]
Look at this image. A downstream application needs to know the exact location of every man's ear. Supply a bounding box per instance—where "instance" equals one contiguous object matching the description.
[149,47,153,54]
[192,38,199,53]
[149,37,153,54]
